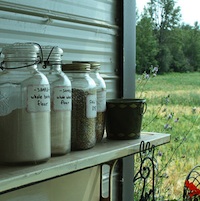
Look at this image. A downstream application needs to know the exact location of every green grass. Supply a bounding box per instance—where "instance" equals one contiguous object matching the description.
[135,72,200,200]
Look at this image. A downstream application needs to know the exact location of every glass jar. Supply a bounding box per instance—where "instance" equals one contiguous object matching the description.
[0,43,51,164]
[89,62,106,142]
[62,63,97,150]
[73,61,106,142]
[38,46,72,156]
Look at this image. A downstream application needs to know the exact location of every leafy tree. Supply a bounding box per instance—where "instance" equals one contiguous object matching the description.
[157,44,172,72]
[147,0,182,72]
[181,22,200,71]
[136,0,200,73]
[136,11,158,74]
[168,27,191,72]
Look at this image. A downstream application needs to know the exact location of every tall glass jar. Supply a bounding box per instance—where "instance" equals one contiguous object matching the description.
[73,61,106,142]
[38,46,72,156]
[62,63,97,150]
[0,43,51,164]
[89,62,106,142]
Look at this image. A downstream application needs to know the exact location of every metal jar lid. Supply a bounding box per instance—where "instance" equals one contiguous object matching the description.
[90,62,100,70]
[62,63,91,72]
[72,61,100,70]
[2,43,40,62]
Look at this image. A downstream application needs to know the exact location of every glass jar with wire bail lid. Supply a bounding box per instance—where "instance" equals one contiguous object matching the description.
[38,46,72,156]
[73,61,106,142]
[0,42,51,164]
[62,63,97,150]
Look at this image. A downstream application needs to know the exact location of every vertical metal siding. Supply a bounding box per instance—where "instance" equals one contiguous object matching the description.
[0,0,121,99]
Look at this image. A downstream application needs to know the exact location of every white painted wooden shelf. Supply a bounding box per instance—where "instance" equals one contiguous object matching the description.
[0,132,170,194]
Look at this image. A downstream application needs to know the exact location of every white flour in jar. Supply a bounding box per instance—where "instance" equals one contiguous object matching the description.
[0,109,51,164]
[51,110,71,155]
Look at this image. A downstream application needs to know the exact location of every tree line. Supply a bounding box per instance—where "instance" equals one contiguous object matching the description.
[136,0,200,74]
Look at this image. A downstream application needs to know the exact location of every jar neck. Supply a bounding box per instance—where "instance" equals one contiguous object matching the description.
[90,69,99,75]
[90,69,102,79]
[40,64,62,72]
[90,68,99,73]
[50,64,62,73]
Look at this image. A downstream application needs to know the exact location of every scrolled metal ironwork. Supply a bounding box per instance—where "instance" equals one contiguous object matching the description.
[133,141,156,201]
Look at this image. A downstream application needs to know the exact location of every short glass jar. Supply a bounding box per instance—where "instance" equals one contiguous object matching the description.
[0,43,51,164]
[62,63,97,150]
[38,46,72,156]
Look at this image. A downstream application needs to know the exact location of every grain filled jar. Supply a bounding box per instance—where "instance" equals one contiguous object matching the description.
[0,43,51,164]
[73,62,106,142]
[89,62,106,142]
[62,63,97,150]
[38,46,72,156]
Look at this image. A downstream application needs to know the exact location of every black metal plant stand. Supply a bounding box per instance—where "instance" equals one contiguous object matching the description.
[133,141,156,201]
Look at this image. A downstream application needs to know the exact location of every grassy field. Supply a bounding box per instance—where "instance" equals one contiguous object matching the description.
[135,72,200,200]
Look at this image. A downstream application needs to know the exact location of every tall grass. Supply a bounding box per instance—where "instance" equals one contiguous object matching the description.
[135,72,200,200]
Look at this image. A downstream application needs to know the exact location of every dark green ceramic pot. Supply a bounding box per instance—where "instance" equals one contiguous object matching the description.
[106,99,146,140]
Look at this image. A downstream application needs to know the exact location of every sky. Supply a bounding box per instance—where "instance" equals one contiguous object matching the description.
[136,0,200,25]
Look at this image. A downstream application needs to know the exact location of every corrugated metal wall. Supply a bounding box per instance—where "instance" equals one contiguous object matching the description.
[0,0,123,99]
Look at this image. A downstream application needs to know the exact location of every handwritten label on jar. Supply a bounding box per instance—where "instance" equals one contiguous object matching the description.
[53,86,72,111]
[27,85,50,112]
[86,94,97,118]
[97,90,106,112]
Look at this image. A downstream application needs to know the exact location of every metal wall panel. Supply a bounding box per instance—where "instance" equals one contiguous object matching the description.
[0,0,122,98]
